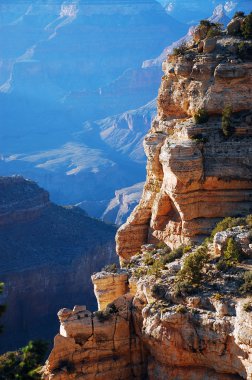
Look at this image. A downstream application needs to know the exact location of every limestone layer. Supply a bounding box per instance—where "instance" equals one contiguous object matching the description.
[44,30,252,380]
[43,277,252,380]
[43,296,146,380]
[116,35,252,262]
[44,225,252,379]
[91,270,129,310]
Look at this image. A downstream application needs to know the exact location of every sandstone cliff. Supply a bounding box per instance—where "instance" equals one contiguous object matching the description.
[43,235,252,380]
[117,31,252,262]
[44,21,252,380]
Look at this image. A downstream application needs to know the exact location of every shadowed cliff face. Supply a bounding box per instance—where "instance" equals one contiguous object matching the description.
[0,176,117,353]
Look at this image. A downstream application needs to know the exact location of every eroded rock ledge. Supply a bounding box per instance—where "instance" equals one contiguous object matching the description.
[0,176,50,225]
[116,33,252,262]
[44,228,252,380]
[44,24,252,380]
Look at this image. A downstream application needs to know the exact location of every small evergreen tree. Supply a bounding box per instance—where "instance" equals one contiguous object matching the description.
[207,23,223,38]
[194,109,209,124]
[241,13,252,39]
[224,237,242,264]
[222,105,233,137]
[176,246,208,286]
[233,11,245,19]
[199,19,212,28]
[0,340,48,380]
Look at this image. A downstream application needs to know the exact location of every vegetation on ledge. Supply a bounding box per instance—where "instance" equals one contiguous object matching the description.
[0,340,48,380]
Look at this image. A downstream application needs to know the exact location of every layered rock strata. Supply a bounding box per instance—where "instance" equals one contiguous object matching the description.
[44,237,252,379]
[43,295,146,380]
[44,30,252,380]
[117,35,252,262]
[92,270,129,310]
[0,176,50,225]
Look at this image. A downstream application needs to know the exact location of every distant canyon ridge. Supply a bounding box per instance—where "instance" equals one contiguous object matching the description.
[0,0,251,225]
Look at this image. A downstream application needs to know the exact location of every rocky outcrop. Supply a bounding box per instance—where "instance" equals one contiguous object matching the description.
[44,28,252,380]
[0,176,50,225]
[214,226,252,256]
[116,34,252,262]
[44,239,252,379]
[92,270,129,310]
[43,295,146,380]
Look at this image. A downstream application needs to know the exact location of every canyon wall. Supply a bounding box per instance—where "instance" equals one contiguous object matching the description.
[117,34,252,262]
[44,26,252,380]
[0,176,117,352]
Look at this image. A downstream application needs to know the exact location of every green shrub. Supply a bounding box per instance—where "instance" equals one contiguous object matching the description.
[173,42,187,56]
[222,105,233,137]
[106,302,118,314]
[191,134,208,143]
[143,255,155,266]
[241,12,252,39]
[174,279,194,296]
[156,241,169,250]
[198,20,223,38]
[151,284,167,300]
[102,263,118,273]
[233,11,245,19]
[240,271,252,293]
[183,245,192,254]
[176,246,209,286]
[211,216,246,239]
[207,23,223,38]
[246,214,252,226]
[190,308,200,315]
[194,109,209,124]
[237,41,252,60]
[94,303,118,322]
[223,237,242,263]
[0,340,48,380]
[94,310,110,322]
[243,302,252,312]
[175,304,187,313]
[161,244,191,266]
[147,260,165,277]
[200,20,212,28]
[216,259,231,271]
[212,293,223,300]
[133,267,147,279]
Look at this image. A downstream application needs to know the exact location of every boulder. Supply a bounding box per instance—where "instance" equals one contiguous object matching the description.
[203,38,217,53]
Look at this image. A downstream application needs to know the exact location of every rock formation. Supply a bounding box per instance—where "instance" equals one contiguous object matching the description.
[117,31,252,262]
[0,175,50,225]
[92,270,129,310]
[44,23,252,380]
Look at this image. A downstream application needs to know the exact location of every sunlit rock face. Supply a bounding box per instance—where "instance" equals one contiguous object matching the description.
[44,238,252,379]
[43,295,147,380]
[43,16,252,380]
[116,34,252,262]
